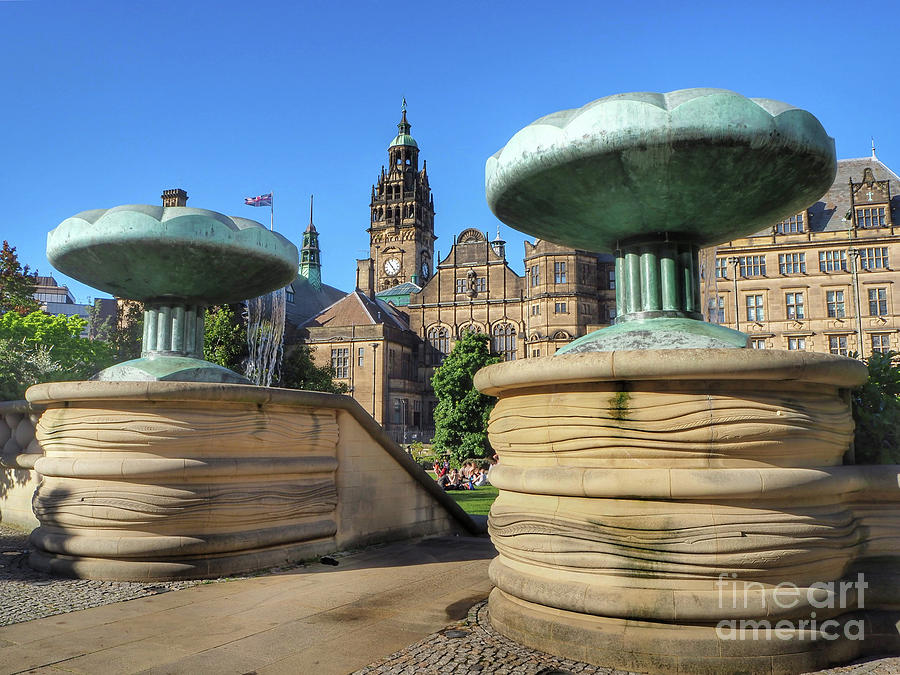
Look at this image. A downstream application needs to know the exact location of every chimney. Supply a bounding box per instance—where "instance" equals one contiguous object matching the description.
[356,258,375,298]
[162,188,189,207]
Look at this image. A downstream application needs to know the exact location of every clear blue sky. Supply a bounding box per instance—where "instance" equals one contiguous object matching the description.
[2,0,897,303]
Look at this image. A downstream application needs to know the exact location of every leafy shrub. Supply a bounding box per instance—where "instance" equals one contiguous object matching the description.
[0,311,114,400]
[851,350,900,464]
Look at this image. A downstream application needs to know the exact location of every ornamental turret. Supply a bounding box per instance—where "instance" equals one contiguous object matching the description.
[299,195,322,289]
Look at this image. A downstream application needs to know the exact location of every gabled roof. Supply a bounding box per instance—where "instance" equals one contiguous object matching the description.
[301,290,410,331]
[748,156,899,237]
[283,274,346,328]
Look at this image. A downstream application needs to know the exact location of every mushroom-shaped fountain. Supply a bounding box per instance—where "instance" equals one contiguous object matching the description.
[46,204,299,382]
[21,201,477,582]
[476,90,900,673]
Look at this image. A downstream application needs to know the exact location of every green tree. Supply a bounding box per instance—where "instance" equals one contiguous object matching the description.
[204,304,247,372]
[0,311,115,400]
[431,332,501,465]
[852,350,900,464]
[278,342,348,394]
[90,300,143,362]
[0,241,40,316]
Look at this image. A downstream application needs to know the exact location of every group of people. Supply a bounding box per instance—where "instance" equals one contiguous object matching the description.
[433,458,491,491]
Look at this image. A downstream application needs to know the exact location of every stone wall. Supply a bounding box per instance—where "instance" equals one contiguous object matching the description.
[6,382,477,580]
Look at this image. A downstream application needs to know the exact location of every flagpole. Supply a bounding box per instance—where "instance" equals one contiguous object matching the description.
[271,190,275,231]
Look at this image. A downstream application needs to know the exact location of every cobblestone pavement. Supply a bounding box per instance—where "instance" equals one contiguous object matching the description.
[0,524,371,629]
[356,602,900,675]
[0,524,206,626]
[3,522,900,674]
[354,601,637,675]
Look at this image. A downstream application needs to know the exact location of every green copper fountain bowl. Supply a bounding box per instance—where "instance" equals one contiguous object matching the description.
[485,88,836,251]
[47,205,298,304]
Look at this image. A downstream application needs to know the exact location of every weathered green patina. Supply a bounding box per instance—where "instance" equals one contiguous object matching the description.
[485,88,836,351]
[47,205,298,382]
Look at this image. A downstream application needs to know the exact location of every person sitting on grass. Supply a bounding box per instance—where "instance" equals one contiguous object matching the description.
[473,463,489,487]
[442,469,464,490]
[433,459,447,478]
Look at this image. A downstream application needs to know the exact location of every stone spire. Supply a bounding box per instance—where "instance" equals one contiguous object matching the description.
[299,195,322,289]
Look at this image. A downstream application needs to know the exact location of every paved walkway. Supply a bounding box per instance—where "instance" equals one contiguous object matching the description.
[3,528,900,675]
[0,536,495,675]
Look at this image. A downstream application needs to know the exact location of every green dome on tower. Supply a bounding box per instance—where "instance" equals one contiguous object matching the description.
[389,133,418,149]
[388,98,418,148]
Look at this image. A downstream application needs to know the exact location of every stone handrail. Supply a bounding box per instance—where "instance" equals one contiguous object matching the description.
[24,381,483,537]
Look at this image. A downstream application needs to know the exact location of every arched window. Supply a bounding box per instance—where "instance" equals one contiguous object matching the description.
[427,325,450,356]
[492,323,517,361]
[459,323,483,337]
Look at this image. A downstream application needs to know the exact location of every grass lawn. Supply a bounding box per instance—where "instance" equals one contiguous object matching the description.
[446,485,499,516]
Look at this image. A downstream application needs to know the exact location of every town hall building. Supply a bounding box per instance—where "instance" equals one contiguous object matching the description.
[289,105,900,444]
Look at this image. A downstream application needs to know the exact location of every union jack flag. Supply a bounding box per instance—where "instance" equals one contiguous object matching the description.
[244,193,273,207]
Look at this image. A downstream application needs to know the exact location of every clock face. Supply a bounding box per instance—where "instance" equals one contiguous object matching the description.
[421,261,430,279]
[384,258,401,276]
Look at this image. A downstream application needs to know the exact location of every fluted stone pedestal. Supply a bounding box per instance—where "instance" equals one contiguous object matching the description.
[475,349,900,674]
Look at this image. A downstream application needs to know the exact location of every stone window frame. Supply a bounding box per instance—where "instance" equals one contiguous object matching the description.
[554,261,567,284]
[856,206,887,229]
[785,291,805,320]
[715,257,728,279]
[331,347,349,379]
[859,247,889,270]
[775,213,805,234]
[739,255,766,278]
[787,336,806,351]
[778,252,806,275]
[750,338,766,350]
[491,322,518,361]
[819,250,847,272]
[868,287,889,316]
[554,301,567,314]
[710,295,725,323]
[828,335,849,356]
[427,325,451,356]
[745,294,765,322]
[871,333,892,353]
[826,289,846,318]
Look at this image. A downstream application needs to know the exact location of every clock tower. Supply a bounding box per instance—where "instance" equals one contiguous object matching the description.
[368,100,436,290]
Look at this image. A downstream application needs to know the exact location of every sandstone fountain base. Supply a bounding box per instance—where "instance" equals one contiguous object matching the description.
[23,381,476,581]
[475,349,900,674]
